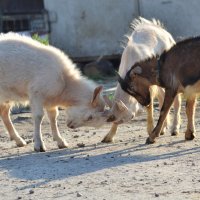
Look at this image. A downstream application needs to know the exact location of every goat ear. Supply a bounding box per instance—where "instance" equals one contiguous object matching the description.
[91,86,103,107]
[130,66,142,77]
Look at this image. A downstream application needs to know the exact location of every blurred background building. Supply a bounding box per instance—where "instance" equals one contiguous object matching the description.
[0,0,200,60]
[0,0,49,36]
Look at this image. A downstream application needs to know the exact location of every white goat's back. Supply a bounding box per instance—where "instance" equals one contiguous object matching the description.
[0,33,81,105]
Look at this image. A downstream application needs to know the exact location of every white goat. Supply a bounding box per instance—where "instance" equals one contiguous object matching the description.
[102,17,181,143]
[0,33,113,152]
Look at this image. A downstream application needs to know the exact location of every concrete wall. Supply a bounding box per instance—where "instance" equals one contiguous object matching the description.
[140,0,200,40]
[44,0,139,58]
[45,0,200,58]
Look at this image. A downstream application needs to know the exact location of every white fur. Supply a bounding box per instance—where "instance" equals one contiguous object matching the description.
[102,17,181,143]
[0,33,106,151]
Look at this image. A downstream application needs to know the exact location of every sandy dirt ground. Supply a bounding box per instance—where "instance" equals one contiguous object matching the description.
[0,82,200,200]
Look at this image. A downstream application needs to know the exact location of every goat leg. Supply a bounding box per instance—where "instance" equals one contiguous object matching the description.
[185,96,196,140]
[146,89,176,144]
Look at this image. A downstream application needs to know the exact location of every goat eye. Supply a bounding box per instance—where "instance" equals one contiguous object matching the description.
[87,115,93,121]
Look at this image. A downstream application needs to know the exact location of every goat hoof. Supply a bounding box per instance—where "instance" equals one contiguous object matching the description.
[34,145,46,152]
[101,137,114,143]
[185,134,196,140]
[58,141,68,149]
[160,131,165,136]
[171,131,179,136]
[16,139,27,147]
[34,147,46,152]
[185,130,196,140]
[145,137,155,144]
[13,136,27,147]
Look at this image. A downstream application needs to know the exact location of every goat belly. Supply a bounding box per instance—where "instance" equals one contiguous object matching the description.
[184,79,200,97]
[182,74,200,87]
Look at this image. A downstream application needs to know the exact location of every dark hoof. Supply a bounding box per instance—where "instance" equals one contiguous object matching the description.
[185,130,196,140]
[145,137,155,144]
[34,147,46,152]
[160,131,165,136]
[58,145,68,149]
[185,134,195,140]
[171,131,179,136]
[101,137,114,143]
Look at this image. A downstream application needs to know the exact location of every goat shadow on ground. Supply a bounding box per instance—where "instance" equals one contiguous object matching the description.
[0,138,199,190]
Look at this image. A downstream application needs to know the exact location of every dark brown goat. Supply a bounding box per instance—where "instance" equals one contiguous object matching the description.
[118,37,200,144]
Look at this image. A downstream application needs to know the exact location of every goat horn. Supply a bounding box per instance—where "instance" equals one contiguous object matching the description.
[115,71,125,85]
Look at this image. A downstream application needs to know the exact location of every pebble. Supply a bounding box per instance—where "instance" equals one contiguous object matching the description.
[29,189,34,194]
[111,156,115,158]
[155,193,159,197]
[163,181,168,184]
[77,192,82,197]
[101,180,108,185]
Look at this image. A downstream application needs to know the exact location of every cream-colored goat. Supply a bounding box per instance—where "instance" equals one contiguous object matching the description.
[0,33,110,152]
